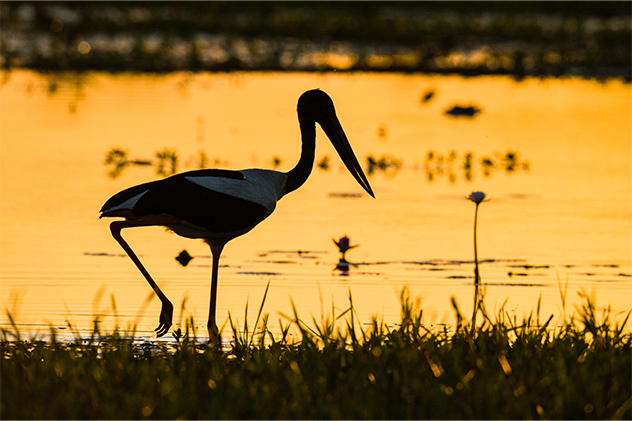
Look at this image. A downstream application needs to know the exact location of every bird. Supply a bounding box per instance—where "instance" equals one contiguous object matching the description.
[100,89,375,341]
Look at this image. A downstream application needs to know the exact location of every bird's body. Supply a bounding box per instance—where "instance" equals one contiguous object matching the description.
[100,89,374,340]
[101,168,286,245]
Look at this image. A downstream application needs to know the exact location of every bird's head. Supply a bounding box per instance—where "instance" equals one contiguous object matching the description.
[296,89,375,199]
[297,89,337,122]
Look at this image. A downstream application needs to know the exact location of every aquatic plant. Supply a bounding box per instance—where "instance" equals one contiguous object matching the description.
[155,148,179,176]
[104,147,224,179]
[333,235,360,275]
[467,191,487,279]
[423,150,529,183]
[444,104,482,117]
[316,155,330,170]
[104,147,152,179]
[332,235,359,260]
[175,249,193,267]
[366,154,402,176]
[468,191,489,328]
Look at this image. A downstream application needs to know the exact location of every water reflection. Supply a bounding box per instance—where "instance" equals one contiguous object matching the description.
[20,72,92,114]
[334,258,355,276]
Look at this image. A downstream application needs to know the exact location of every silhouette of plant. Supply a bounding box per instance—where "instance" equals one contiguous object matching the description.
[467,191,489,329]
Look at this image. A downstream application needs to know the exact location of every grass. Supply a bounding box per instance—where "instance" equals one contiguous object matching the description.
[1,287,631,420]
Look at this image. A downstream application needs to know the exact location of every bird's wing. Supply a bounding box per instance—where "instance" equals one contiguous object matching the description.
[100,169,284,235]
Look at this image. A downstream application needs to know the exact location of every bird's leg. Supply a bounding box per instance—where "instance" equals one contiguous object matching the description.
[110,218,182,337]
[207,243,224,345]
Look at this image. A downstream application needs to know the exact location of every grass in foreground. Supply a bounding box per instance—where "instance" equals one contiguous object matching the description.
[1,289,631,420]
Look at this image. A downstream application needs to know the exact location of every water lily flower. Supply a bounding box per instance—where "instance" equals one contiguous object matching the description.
[468,191,488,329]
[467,192,488,280]
[332,235,359,258]
[467,191,487,204]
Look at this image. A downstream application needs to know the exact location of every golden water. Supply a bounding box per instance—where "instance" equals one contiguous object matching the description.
[1,70,630,339]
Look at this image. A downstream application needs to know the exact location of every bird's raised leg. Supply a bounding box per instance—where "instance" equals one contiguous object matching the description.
[207,243,225,344]
[110,218,182,337]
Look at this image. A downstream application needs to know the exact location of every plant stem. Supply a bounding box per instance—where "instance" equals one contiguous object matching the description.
[473,203,480,285]
[472,203,480,330]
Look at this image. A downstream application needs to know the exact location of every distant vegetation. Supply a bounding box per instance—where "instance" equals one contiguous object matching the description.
[1,2,630,80]
[1,289,630,419]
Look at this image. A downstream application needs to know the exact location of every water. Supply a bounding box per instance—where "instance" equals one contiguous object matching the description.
[1,70,630,339]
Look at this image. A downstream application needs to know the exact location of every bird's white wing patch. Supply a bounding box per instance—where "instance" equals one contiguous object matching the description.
[185,169,286,212]
[103,190,148,213]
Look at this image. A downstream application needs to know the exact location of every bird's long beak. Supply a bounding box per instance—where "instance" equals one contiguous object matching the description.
[321,114,375,198]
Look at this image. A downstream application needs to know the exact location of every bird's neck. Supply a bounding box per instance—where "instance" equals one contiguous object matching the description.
[283,115,316,196]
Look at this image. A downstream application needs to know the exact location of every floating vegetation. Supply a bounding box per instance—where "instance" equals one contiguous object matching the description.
[445,104,483,118]
[420,88,436,104]
[105,147,527,183]
[104,148,152,179]
[509,264,552,270]
[196,149,209,169]
[83,252,125,258]
[328,192,364,199]
[270,155,283,169]
[235,271,283,277]
[104,147,217,179]
[424,149,530,183]
[424,150,459,183]
[366,154,402,176]
[376,123,388,140]
[175,249,193,267]
[508,271,535,278]
[155,148,179,176]
[490,281,548,287]
[316,155,330,170]
[257,250,327,259]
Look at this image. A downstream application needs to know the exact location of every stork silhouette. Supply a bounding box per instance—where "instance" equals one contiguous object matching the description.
[100,89,375,340]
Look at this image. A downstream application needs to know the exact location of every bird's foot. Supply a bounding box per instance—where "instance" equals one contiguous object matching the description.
[207,323,220,346]
[155,301,174,337]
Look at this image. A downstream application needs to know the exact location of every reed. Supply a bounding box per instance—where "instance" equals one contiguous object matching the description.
[1,288,630,420]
